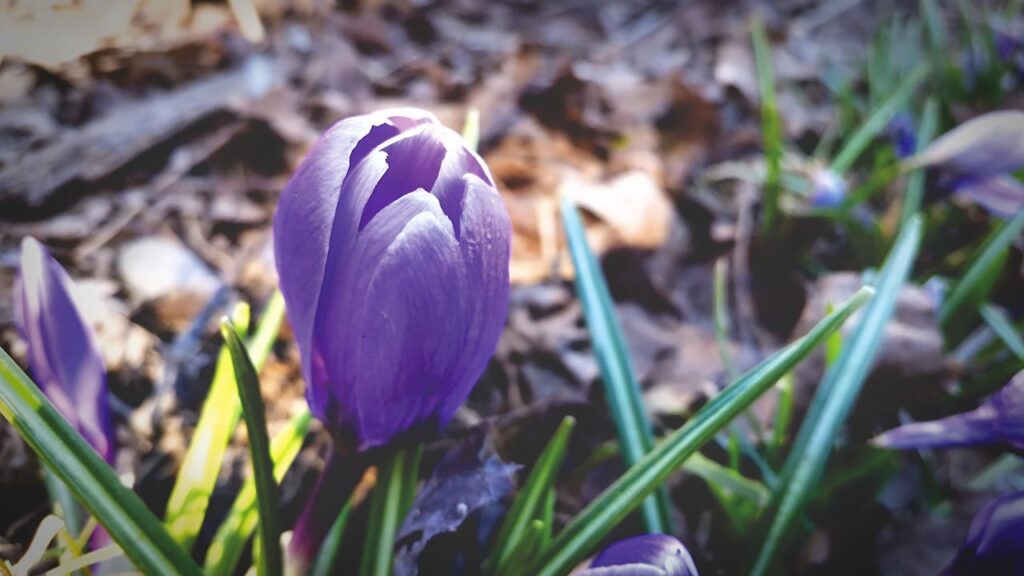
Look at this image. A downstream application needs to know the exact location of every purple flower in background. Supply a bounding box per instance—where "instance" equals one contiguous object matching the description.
[906,110,1024,217]
[887,112,917,159]
[873,370,1024,452]
[273,108,511,450]
[14,238,114,464]
[582,534,699,576]
[808,167,847,208]
[944,491,1024,575]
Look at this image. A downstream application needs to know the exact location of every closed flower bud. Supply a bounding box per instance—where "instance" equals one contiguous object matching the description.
[873,369,1024,452]
[14,238,114,464]
[584,534,699,576]
[273,108,511,450]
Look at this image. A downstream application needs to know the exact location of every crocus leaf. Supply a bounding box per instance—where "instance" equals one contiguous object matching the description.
[906,110,1024,178]
[0,346,203,575]
[752,216,923,576]
[874,369,1024,452]
[562,196,673,534]
[394,431,518,576]
[204,408,312,576]
[528,285,874,576]
[751,15,782,232]
[165,292,284,549]
[363,445,423,576]
[940,210,1024,330]
[221,320,283,576]
[831,64,928,175]
[486,416,575,574]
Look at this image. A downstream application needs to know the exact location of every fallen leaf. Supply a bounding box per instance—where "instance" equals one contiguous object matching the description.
[395,430,518,576]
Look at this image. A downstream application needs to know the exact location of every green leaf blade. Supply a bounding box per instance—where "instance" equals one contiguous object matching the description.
[752,216,924,576]
[561,197,673,535]
[0,348,203,576]
[221,320,283,576]
[529,285,875,576]
[165,292,285,549]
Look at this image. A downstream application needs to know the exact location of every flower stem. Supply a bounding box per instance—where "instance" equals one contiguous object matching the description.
[360,445,422,576]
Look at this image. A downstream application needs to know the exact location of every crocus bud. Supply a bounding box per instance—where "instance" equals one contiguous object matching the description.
[873,370,1024,452]
[14,238,114,464]
[944,491,1024,575]
[273,108,511,450]
[583,534,699,576]
[808,167,847,208]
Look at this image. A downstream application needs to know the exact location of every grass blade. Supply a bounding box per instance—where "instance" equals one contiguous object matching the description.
[359,445,422,576]
[751,16,783,233]
[527,286,875,576]
[979,304,1024,360]
[309,498,354,576]
[204,408,312,576]
[751,216,924,576]
[486,416,575,574]
[831,64,928,175]
[901,97,940,224]
[683,451,770,507]
[562,197,673,534]
[221,320,283,576]
[165,292,285,548]
[939,211,1024,329]
[0,347,203,575]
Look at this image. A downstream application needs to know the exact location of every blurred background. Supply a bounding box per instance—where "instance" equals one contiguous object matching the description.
[1,0,1022,574]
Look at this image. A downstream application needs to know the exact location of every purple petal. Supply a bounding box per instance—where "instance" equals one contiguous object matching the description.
[909,110,1024,178]
[953,175,1024,218]
[273,110,435,404]
[873,371,1024,452]
[312,190,462,447]
[809,168,847,208]
[275,108,510,449]
[585,534,699,576]
[945,491,1024,575]
[14,238,114,464]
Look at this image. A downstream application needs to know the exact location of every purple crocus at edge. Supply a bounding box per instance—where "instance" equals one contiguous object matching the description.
[582,534,699,576]
[873,370,1024,452]
[944,490,1024,575]
[273,107,511,451]
[14,237,115,464]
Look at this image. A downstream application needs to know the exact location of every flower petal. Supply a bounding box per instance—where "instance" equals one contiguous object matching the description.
[14,238,114,463]
[873,370,1024,452]
[945,490,1024,575]
[587,534,699,576]
[908,110,1024,178]
[273,110,436,389]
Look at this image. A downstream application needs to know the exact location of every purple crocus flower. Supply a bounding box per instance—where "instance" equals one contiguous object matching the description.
[273,107,511,450]
[873,370,1024,452]
[14,237,114,464]
[808,167,847,208]
[906,110,1024,217]
[887,112,917,159]
[944,490,1024,575]
[583,534,699,576]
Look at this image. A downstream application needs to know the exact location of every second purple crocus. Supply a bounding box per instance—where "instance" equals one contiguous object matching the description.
[873,370,1024,452]
[944,490,1024,575]
[14,237,115,464]
[583,534,699,576]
